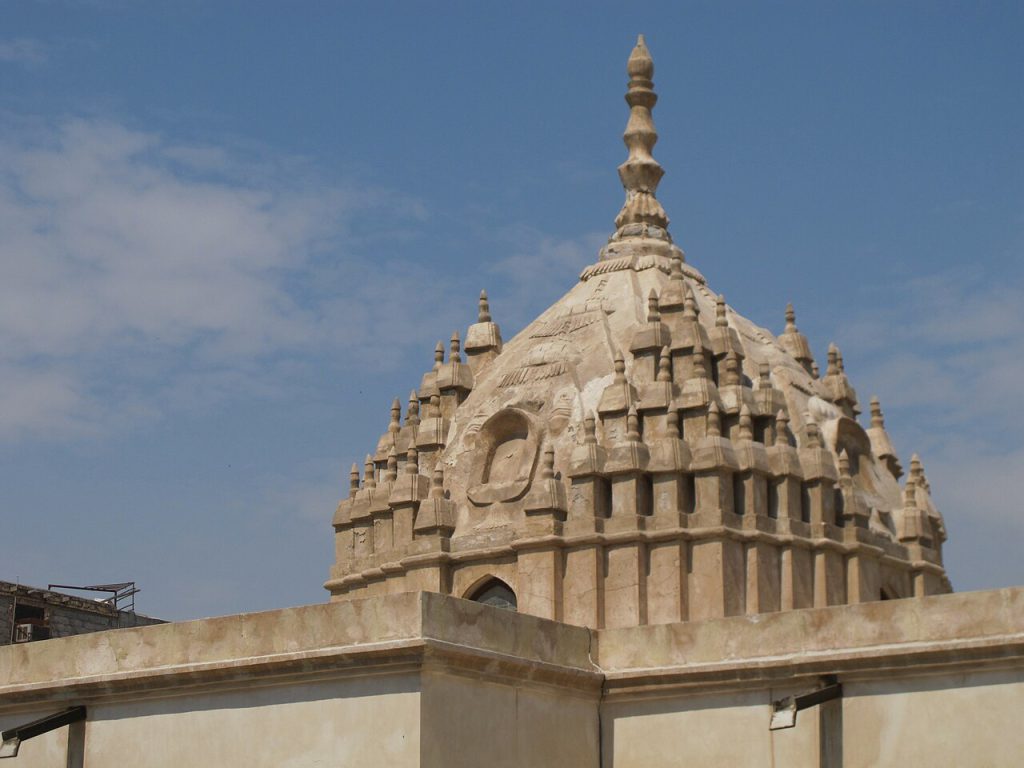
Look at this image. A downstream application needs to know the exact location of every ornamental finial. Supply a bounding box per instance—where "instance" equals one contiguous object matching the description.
[614,35,669,236]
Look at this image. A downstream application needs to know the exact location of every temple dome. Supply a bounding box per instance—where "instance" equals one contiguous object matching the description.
[326,36,950,628]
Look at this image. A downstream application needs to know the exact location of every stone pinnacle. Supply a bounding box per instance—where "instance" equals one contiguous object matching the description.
[614,34,669,235]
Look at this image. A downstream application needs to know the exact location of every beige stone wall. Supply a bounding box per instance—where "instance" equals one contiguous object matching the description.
[1,589,1022,767]
[842,668,1024,768]
[602,687,819,768]
[84,676,420,768]
[0,592,601,768]
[601,668,1024,768]
[599,588,1024,767]
[0,709,68,768]
[422,671,598,768]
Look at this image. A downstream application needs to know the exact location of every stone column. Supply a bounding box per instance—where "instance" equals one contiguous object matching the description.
[515,446,568,621]
[564,415,607,628]
[688,402,744,619]
[603,407,650,628]
[388,448,429,558]
[799,418,843,607]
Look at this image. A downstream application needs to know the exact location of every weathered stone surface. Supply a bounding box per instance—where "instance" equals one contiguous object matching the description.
[324,35,951,629]
[1,589,1021,767]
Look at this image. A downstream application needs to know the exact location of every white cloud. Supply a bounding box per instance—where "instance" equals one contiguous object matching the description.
[0,117,451,441]
[832,263,1024,545]
[838,267,1024,433]
[490,228,607,330]
[0,39,47,67]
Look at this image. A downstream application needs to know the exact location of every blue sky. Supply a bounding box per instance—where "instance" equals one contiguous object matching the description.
[1,2,1021,620]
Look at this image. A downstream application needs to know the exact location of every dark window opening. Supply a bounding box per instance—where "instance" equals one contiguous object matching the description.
[469,579,517,611]
[639,475,653,516]
[767,481,780,519]
[800,485,812,523]
[596,477,612,519]
[684,474,696,515]
[14,603,45,622]
[733,475,746,516]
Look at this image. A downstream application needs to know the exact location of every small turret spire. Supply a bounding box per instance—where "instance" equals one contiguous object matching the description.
[724,351,741,386]
[647,289,661,323]
[774,409,790,447]
[779,302,816,376]
[613,35,669,236]
[785,302,797,333]
[870,395,885,428]
[613,349,627,383]
[430,463,445,498]
[386,446,398,483]
[838,448,851,479]
[363,454,377,491]
[707,402,722,437]
[540,445,556,480]
[692,337,708,379]
[683,284,698,319]
[826,343,839,376]
[405,390,421,427]
[670,251,684,281]
[478,290,491,323]
[349,463,360,498]
[626,405,642,442]
[657,346,672,382]
[389,397,402,434]
[738,404,753,441]
[667,409,680,439]
[805,416,822,449]
[449,331,462,363]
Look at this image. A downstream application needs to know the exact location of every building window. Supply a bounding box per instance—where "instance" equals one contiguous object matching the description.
[468,578,517,611]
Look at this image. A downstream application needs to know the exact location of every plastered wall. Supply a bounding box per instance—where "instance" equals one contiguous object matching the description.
[601,668,1024,768]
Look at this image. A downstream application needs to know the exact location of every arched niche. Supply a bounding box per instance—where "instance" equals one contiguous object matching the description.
[879,570,910,602]
[833,416,879,493]
[466,577,517,611]
[467,408,540,506]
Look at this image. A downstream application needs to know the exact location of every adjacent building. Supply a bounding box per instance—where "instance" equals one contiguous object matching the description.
[0,581,162,646]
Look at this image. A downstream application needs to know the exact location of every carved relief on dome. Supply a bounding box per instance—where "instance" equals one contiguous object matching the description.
[498,338,581,389]
[467,408,541,506]
[548,385,581,437]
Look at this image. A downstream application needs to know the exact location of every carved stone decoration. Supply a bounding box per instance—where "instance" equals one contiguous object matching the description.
[325,35,952,626]
[467,408,541,506]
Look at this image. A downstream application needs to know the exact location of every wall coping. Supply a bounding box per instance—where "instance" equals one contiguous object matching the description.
[2,587,1022,709]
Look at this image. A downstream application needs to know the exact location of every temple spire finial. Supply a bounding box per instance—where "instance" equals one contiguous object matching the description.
[613,34,668,236]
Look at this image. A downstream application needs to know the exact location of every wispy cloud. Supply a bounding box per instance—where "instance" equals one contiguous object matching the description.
[834,262,1024,542]
[490,227,606,330]
[0,117,457,441]
[838,268,1024,435]
[0,38,48,67]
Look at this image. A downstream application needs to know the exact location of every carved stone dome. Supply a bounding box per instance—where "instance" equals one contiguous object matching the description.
[325,36,950,629]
